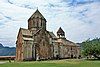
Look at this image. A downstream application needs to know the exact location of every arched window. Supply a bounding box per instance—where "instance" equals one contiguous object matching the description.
[41,22,42,27]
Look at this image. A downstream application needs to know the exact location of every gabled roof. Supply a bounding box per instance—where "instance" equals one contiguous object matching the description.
[17,28,33,41]
[20,28,32,36]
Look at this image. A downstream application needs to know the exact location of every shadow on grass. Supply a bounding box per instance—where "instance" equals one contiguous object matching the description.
[86,59,100,61]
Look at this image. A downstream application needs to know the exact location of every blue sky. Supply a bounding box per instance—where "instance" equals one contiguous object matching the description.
[0,0,100,47]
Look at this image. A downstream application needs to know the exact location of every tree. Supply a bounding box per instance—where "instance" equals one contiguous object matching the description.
[82,38,100,59]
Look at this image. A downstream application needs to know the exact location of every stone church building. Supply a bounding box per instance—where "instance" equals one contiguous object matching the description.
[16,9,80,61]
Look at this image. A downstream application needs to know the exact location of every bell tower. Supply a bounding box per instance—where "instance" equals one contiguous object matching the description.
[57,27,65,38]
[28,9,47,31]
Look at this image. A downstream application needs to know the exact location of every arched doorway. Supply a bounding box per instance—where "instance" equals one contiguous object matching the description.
[71,54,73,58]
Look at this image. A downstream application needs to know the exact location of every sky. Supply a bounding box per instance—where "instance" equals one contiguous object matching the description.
[0,0,100,47]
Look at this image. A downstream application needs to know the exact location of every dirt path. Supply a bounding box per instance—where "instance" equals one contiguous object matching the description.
[0,61,7,64]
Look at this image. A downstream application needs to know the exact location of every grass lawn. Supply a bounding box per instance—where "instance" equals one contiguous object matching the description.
[0,59,100,67]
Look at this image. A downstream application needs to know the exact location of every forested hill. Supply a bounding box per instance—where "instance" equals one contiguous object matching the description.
[81,38,100,59]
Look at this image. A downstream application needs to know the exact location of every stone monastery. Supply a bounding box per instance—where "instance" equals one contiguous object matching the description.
[16,9,80,61]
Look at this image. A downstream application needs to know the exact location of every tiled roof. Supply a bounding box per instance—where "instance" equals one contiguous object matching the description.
[48,32,57,38]
[20,28,32,36]
[56,38,80,46]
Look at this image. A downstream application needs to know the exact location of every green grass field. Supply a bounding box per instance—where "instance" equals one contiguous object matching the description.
[0,59,100,67]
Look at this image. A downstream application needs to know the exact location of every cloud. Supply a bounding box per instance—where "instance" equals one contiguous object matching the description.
[0,0,100,47]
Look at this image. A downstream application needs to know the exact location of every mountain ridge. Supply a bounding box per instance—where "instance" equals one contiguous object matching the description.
[0,43,16,56]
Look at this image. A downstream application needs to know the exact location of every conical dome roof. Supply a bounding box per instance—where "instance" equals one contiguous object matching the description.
[57,27,65,36]
[30,9,46,19]
[57,27,64,33]
[28,9,47,22]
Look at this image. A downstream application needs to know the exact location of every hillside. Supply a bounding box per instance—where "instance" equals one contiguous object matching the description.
[0,43,16,56]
